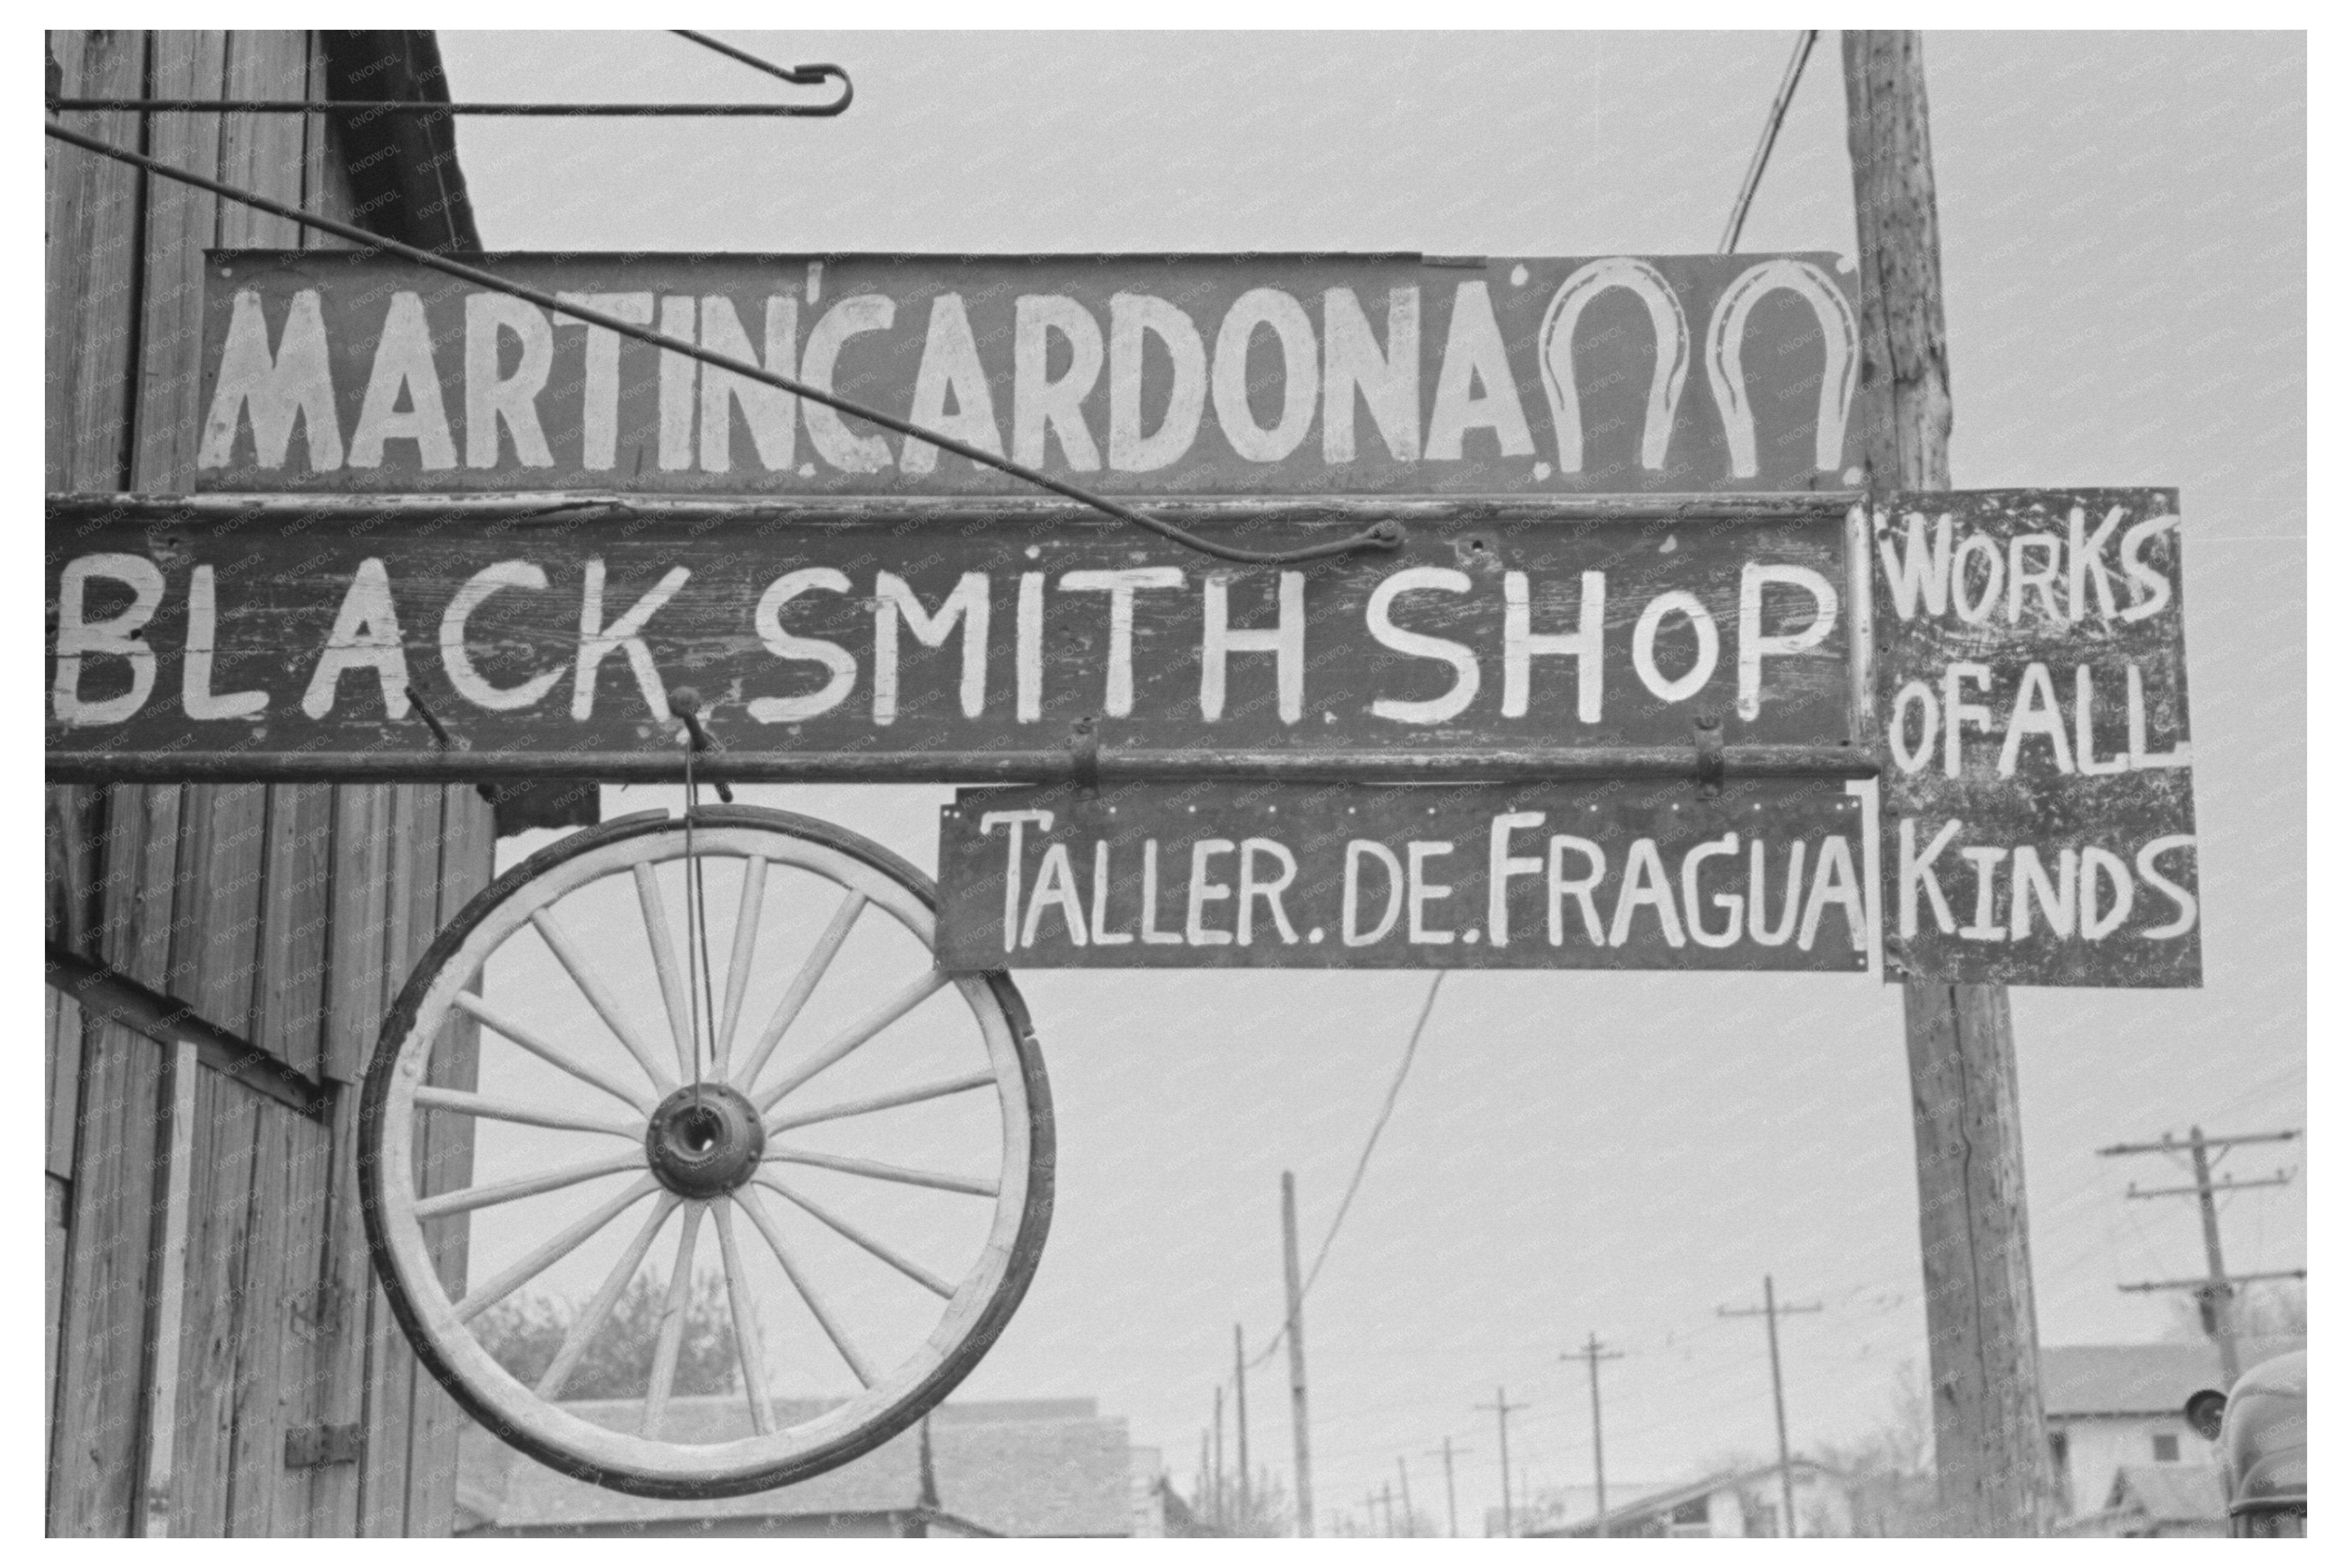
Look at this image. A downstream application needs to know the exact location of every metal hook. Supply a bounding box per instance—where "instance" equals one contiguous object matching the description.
[405,686,462,752]
[670,30,853,115]
[1693,712,1725,799]
[669,687,735,803]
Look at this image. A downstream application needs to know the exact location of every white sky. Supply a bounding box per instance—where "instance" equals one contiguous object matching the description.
[434,29,2305,1533]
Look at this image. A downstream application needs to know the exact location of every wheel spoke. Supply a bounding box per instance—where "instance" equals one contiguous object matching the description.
[415,1085,644,1140]
[714,854,768,1080]
[456,1176,658,1323]
[757,1173,956,1299]
[766,1070,997,1136]
[735,1185,877,1387]
[529,908,680,1097]
[763,1145,998,1198]
[414,1148,645,1221]
[536,1193,681,1400]
[731,889,866,1094]
[633,862,699,1082]
[752,971,951,1115]
[710,1202,776,1434]
[453,992,655,1115]
[642,1202,705,1437]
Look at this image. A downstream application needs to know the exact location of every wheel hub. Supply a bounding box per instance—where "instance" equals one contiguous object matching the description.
[644,1083,766,1199]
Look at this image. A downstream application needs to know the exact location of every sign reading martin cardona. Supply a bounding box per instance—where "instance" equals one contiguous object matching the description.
[190,251,1862,496]
[1873,489,2200,988]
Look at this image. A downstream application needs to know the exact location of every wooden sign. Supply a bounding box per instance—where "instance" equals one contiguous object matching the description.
[46,501,1859,782]
[191,250,1862,497]
[1872,489,2200,987]
[935,779,1869,971]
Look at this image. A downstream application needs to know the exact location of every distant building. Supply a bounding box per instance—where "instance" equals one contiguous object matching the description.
[2056,1465,2229,1539]
[457,1397,1144,1538]
[1528,1459,1852,1538]
[2040,1338,2302,1527]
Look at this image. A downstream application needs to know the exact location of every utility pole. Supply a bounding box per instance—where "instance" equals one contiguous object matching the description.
[1719,1277,1822,1537]
[1233,1324,1250,1530]
[2100,1126,2302,1385]
[1281,1171,1314,1537]
[1426,1436,1466,1538]
[1377,1482,1395,1537]
[1396,1456,1415,1537]
[1475,1387,1527,1536]
[1562,1334,1624,1537]
[1844,29,2058,1536]
[1212,1384,1225,1529]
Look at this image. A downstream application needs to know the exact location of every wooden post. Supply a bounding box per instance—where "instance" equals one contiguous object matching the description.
[1842,29,2058,1537]
[1232,1324,1250,1529]
[1280,1172,1314,1536]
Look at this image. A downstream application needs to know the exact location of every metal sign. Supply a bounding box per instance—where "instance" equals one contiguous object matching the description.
[46,499,1861,783]
[1872,489,2200,987]
[936,779,1868,972]
[191,251,1862,497]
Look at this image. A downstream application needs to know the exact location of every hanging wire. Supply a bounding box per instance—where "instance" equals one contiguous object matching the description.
[41,120,1399,569]
[1247,972,1447,1371]
[1719,30,1819,253]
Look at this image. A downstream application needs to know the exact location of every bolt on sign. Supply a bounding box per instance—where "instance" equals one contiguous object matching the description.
[190,251,1863,497]
[1872,489,2200,987]
[935,780,1867,972]
[44,506,1856,780]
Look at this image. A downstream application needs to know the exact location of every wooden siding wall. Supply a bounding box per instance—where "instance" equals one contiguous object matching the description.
[44,29,493,1536]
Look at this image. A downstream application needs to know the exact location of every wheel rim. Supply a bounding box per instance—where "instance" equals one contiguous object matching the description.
[361,806,1053,1499]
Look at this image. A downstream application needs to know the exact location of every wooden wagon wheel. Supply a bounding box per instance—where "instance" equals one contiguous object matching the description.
[360,805,1053,1499]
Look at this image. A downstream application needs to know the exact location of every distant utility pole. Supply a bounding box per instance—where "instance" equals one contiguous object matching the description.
[1719,1276,1822,1538]
[1476,1387,1528,1536]
[1281,1171,1314,1537]
[1396,1457,1415,1537]
[1563,1333,1624,1538]
[2100,1125,2303,1385]
[1233,1324,1250,1528]
[1212,1384,1225,1529]
[1426,1436,1467,1537]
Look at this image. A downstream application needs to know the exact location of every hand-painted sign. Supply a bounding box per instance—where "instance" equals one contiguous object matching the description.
[192,251,1862,497]
[1872,489,2199,987]
[935,779,1868,971]
[46,502,1858,782]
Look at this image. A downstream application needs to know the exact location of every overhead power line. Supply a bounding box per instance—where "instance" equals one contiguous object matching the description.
[1720,30,1819,253]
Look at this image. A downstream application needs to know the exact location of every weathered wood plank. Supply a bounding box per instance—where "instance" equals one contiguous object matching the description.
[39,38,134,1505]
[51,784,182,1533]
[46,1173,72,1486]
[216,46,331,1503]
[131,30,228,493]
[355,783,441,1535]
[44,29,147,493]
[403,785,492,1536]
[295,783,396,1538]
[46,785,100,1178]
[167,783,271,1535]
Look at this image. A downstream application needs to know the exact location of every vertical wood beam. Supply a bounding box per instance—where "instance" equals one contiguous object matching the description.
[1842,29,2057,1538]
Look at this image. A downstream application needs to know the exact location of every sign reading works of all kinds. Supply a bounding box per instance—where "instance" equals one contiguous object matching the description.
[191,251,1864,496]
[1871,489,2200,988]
